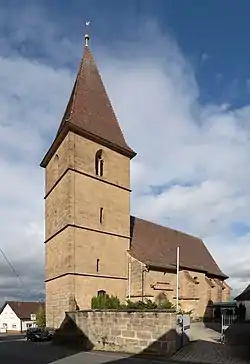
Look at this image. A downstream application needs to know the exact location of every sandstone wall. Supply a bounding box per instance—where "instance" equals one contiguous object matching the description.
[46,275,75,328]
[55,310,180,357]
[128,256,231,319]
[45,131,132,328]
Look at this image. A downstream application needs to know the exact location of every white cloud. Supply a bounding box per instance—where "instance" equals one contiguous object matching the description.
[0,11,250,303]
[0,55,73,302]
[201,52,210,63]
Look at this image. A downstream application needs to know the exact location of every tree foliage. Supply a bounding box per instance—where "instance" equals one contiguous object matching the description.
[91,293,175,310]
[36,305,46,328]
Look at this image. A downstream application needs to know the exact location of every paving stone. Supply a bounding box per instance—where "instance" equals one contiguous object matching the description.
[170,340,250,364]
[170,322,250,364]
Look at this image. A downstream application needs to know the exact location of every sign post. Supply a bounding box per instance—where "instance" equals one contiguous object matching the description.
[30,313,36,327]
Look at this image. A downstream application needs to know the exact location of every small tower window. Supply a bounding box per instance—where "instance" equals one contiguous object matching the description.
[95,150,104,177]
[98,290,106,296]
[99,207,104,223]
[54,154,59,179]
[96,259,100,272]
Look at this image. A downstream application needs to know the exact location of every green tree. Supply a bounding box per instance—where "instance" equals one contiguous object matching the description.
[36,306,46,328]
[91,293,121,309]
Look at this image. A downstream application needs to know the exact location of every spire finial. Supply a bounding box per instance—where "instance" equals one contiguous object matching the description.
[85,21,90,47]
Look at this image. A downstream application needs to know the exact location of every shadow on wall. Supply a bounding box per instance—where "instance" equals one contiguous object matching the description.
[52,313,94,350]
[52,312,187,357]
[203,300,214,321]
[203,300,221,333]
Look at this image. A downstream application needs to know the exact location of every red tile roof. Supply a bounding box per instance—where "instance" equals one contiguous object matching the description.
[129,216,228,279]
[0,301,44,320]
[41,45,136,168]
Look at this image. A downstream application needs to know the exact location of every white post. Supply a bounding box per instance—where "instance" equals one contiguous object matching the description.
[128,261,131,299]
[176,246,180,312]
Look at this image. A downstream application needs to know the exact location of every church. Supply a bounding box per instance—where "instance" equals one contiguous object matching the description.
[40,33,231,328]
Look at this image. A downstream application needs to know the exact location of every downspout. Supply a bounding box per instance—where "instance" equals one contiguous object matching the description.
[141,267,144,302]
[141,266,149,302]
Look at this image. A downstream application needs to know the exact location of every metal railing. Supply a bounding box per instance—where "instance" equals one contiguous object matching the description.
[220,311,236,344]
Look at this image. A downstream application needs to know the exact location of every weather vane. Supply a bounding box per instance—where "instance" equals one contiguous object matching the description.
[85,21,91,47]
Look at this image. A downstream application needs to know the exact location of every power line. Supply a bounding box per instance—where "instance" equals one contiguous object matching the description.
[0,245,39,298]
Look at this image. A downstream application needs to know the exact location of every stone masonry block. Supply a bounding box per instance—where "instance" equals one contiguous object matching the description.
[110,329,121,336]
[122,330,135,338]
[136,331,152,340]
[124,338,139,347]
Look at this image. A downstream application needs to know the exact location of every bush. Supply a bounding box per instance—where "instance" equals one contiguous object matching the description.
[157,299,175,309]
[91,293,176,311]
[125,299,157,310]
[91,294,121,309]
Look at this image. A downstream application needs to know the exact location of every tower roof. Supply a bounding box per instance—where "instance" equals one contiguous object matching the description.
[41,42,136,167]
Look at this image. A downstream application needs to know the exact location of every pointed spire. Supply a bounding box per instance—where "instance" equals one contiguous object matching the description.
[41,33,136,167]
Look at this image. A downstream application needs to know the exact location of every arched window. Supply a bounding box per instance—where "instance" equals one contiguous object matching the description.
[97,290,106,296]
[95,150,104,177]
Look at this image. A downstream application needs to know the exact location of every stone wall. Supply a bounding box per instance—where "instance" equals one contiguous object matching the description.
[54,309,180,357]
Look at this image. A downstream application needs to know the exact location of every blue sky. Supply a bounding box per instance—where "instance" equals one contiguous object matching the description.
[2,0,250,106]
[0,0,250,301]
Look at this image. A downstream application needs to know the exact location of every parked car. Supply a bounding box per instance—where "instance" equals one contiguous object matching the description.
[45,327,55,338]
[25,327,53,342]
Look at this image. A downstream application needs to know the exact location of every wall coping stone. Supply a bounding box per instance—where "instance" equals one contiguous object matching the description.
[67,309,176,313]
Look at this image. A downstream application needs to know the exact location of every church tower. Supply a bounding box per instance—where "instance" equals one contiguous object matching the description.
[40,33,136,327]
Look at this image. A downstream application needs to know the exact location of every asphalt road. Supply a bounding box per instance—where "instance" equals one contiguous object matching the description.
[0,333,25,341]
[0,338,178,364]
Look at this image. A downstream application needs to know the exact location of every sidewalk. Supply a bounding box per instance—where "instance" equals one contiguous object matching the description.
[170,322,250,364]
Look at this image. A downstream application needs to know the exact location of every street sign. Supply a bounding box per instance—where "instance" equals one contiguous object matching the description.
[30,314,36,321]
